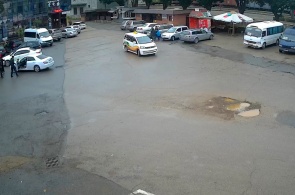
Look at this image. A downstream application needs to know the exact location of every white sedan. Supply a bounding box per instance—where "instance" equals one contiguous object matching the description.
[3,47,42,66]
[17,54,54,72]
[136,23,158,33]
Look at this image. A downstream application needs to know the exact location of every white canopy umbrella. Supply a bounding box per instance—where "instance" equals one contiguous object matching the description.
[213,11,254,35]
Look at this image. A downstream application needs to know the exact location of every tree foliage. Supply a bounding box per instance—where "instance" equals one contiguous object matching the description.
[100,0,114,8]
[143,0,153,9]
[114,0,125,6]
[198,0,223,11]
[255,0,291,20]
[0,0,4,14]
[179,0,192,10]
[235,0,249,14]
[131,0,138,7]
[161,0,171,10]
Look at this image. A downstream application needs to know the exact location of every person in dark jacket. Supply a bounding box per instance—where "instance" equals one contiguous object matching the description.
[0,56,4,78]
[150,27,156,41]
[10,55,18,77]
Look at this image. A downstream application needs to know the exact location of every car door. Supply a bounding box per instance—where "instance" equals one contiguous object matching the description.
[18,57,28,70]
[202,30,210,40]
[26,56,36,70]
[175,28,182,38]
[198,30,206,40]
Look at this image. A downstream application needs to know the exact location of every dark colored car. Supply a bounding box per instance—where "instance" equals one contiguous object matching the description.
[17,41,42,51]
[5,39,23,54]
[0,45,7,57]
[279,27,295,54]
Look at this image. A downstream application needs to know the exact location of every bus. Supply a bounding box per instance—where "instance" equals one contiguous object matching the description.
[244,21,284,49]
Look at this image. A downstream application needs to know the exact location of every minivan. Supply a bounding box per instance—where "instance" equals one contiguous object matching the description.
[24,28,53,47]
[123,32,157,56]
[279,27,295,54]
[161,26,189,41]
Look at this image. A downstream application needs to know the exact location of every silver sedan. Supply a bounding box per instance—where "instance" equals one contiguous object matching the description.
[180,29,214,43]
[62,28,78,38]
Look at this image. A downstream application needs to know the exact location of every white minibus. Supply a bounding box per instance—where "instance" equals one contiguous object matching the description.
[24,28,53,47]
[244,21,284,49]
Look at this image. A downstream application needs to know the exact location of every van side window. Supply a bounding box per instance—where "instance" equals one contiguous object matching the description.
[24,32,36,38]
[262,31,266,37]
[182,27,188,31]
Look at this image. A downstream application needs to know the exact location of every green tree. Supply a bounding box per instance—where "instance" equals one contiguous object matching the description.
[115,0,125,6]
[100,0,114,8]
[255,0,289,20]
[198,0,224,11]
[235,0,249,14]
[131,0,138,7]
[162,0,171,10]
[178,0,192,10]
[143,0,153,8]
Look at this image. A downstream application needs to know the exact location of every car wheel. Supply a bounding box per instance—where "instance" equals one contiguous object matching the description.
[34,65,40,72]
[262,42,266,49]
[124,45,128,52]
[50,43,53,46]
[209,35,214,40]
[194,38,199,44]
[171,36,175,41]
[137,50,141,57]
[279,49,283,53]
[5,60,9,67]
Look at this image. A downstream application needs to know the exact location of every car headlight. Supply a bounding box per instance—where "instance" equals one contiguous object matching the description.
[140,46,145,49]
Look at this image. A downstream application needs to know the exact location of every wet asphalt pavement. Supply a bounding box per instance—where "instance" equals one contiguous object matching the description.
[1,21,295,195]
[0,38,130,195]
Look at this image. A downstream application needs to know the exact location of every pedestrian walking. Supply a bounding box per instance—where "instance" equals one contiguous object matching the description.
[156,27,161,41]
[0,56,4,78]
[151,27,156,41]
[10,55,18,77]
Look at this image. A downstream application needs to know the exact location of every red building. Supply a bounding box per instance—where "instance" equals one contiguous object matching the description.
[188,8,211,29]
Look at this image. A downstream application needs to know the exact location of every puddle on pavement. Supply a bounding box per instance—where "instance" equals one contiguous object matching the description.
[276,111,295,128]
[0,156,32,173]
[185,44,295,76]
[201,96,261,120]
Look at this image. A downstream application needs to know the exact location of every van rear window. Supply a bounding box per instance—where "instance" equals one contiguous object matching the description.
[24,32,36,38]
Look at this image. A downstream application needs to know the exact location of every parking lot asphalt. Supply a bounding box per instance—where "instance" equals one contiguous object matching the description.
[63,22,295,195]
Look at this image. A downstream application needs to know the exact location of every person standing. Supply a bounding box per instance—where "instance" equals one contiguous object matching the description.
[155,27,161,41]
[0,55,4,78]
[150,27,156,41]
[10,55,18,77]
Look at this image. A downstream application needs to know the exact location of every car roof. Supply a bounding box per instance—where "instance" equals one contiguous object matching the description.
[125,32,148,38]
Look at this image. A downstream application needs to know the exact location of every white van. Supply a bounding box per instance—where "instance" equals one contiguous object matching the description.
[123,32,157,56]
[244,21,284,49]
[24,28,53,47]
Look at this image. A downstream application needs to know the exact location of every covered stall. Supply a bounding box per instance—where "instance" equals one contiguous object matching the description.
[189,8,212,29]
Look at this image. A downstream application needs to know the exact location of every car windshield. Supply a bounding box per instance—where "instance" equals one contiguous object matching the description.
[122,21,128,25]
[36,54,47,60]
[137,36,152,44]
[281,29,295,42]
[245,27,262,37]
[167,27,176,33]
[39,31,50,37]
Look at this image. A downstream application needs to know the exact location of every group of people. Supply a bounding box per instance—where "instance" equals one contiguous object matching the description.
[0,55,19,78]
[150,26,162,41]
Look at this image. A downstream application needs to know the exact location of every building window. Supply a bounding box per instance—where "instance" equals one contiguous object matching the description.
[168,15,172,21]
[80,7,84,14]
[88,5,90,8]
[74,7,77,15]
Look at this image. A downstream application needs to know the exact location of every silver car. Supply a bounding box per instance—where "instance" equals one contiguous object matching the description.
[180,29,214,43]
[62,28,78,38]
[126,20,146,32]
[121,20,132,30]
[161,26,189,41]
[66,25,81,34]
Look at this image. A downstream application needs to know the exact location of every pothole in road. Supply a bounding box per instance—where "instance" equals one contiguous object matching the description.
[45,157,59,168]
[202,97,261,120]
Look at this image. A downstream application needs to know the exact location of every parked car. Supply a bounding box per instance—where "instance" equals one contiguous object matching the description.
[62,28,78,38]
[136,23,158,33]
[66,25,81,34]
[144,24,174,38]
[180,29,214,43]
[126,20,146,32]
[161,26,189,41]
[123,32,157,56]
[279,26,295,54]
[17,41,42,51]
[17,54,54,72]
[0,45,7,57]
[2,47,42,66]
[4,39,23,54]
[73,21,87,29]
[48,29,62,41]
[121,20,133,30]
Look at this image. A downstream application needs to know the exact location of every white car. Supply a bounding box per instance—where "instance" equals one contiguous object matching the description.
[161,26,189,41]
[66,25,81,34]
[3,47,42,66]
[136,23,158,33]
[73,21,87,30]
[17,54,54,72]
